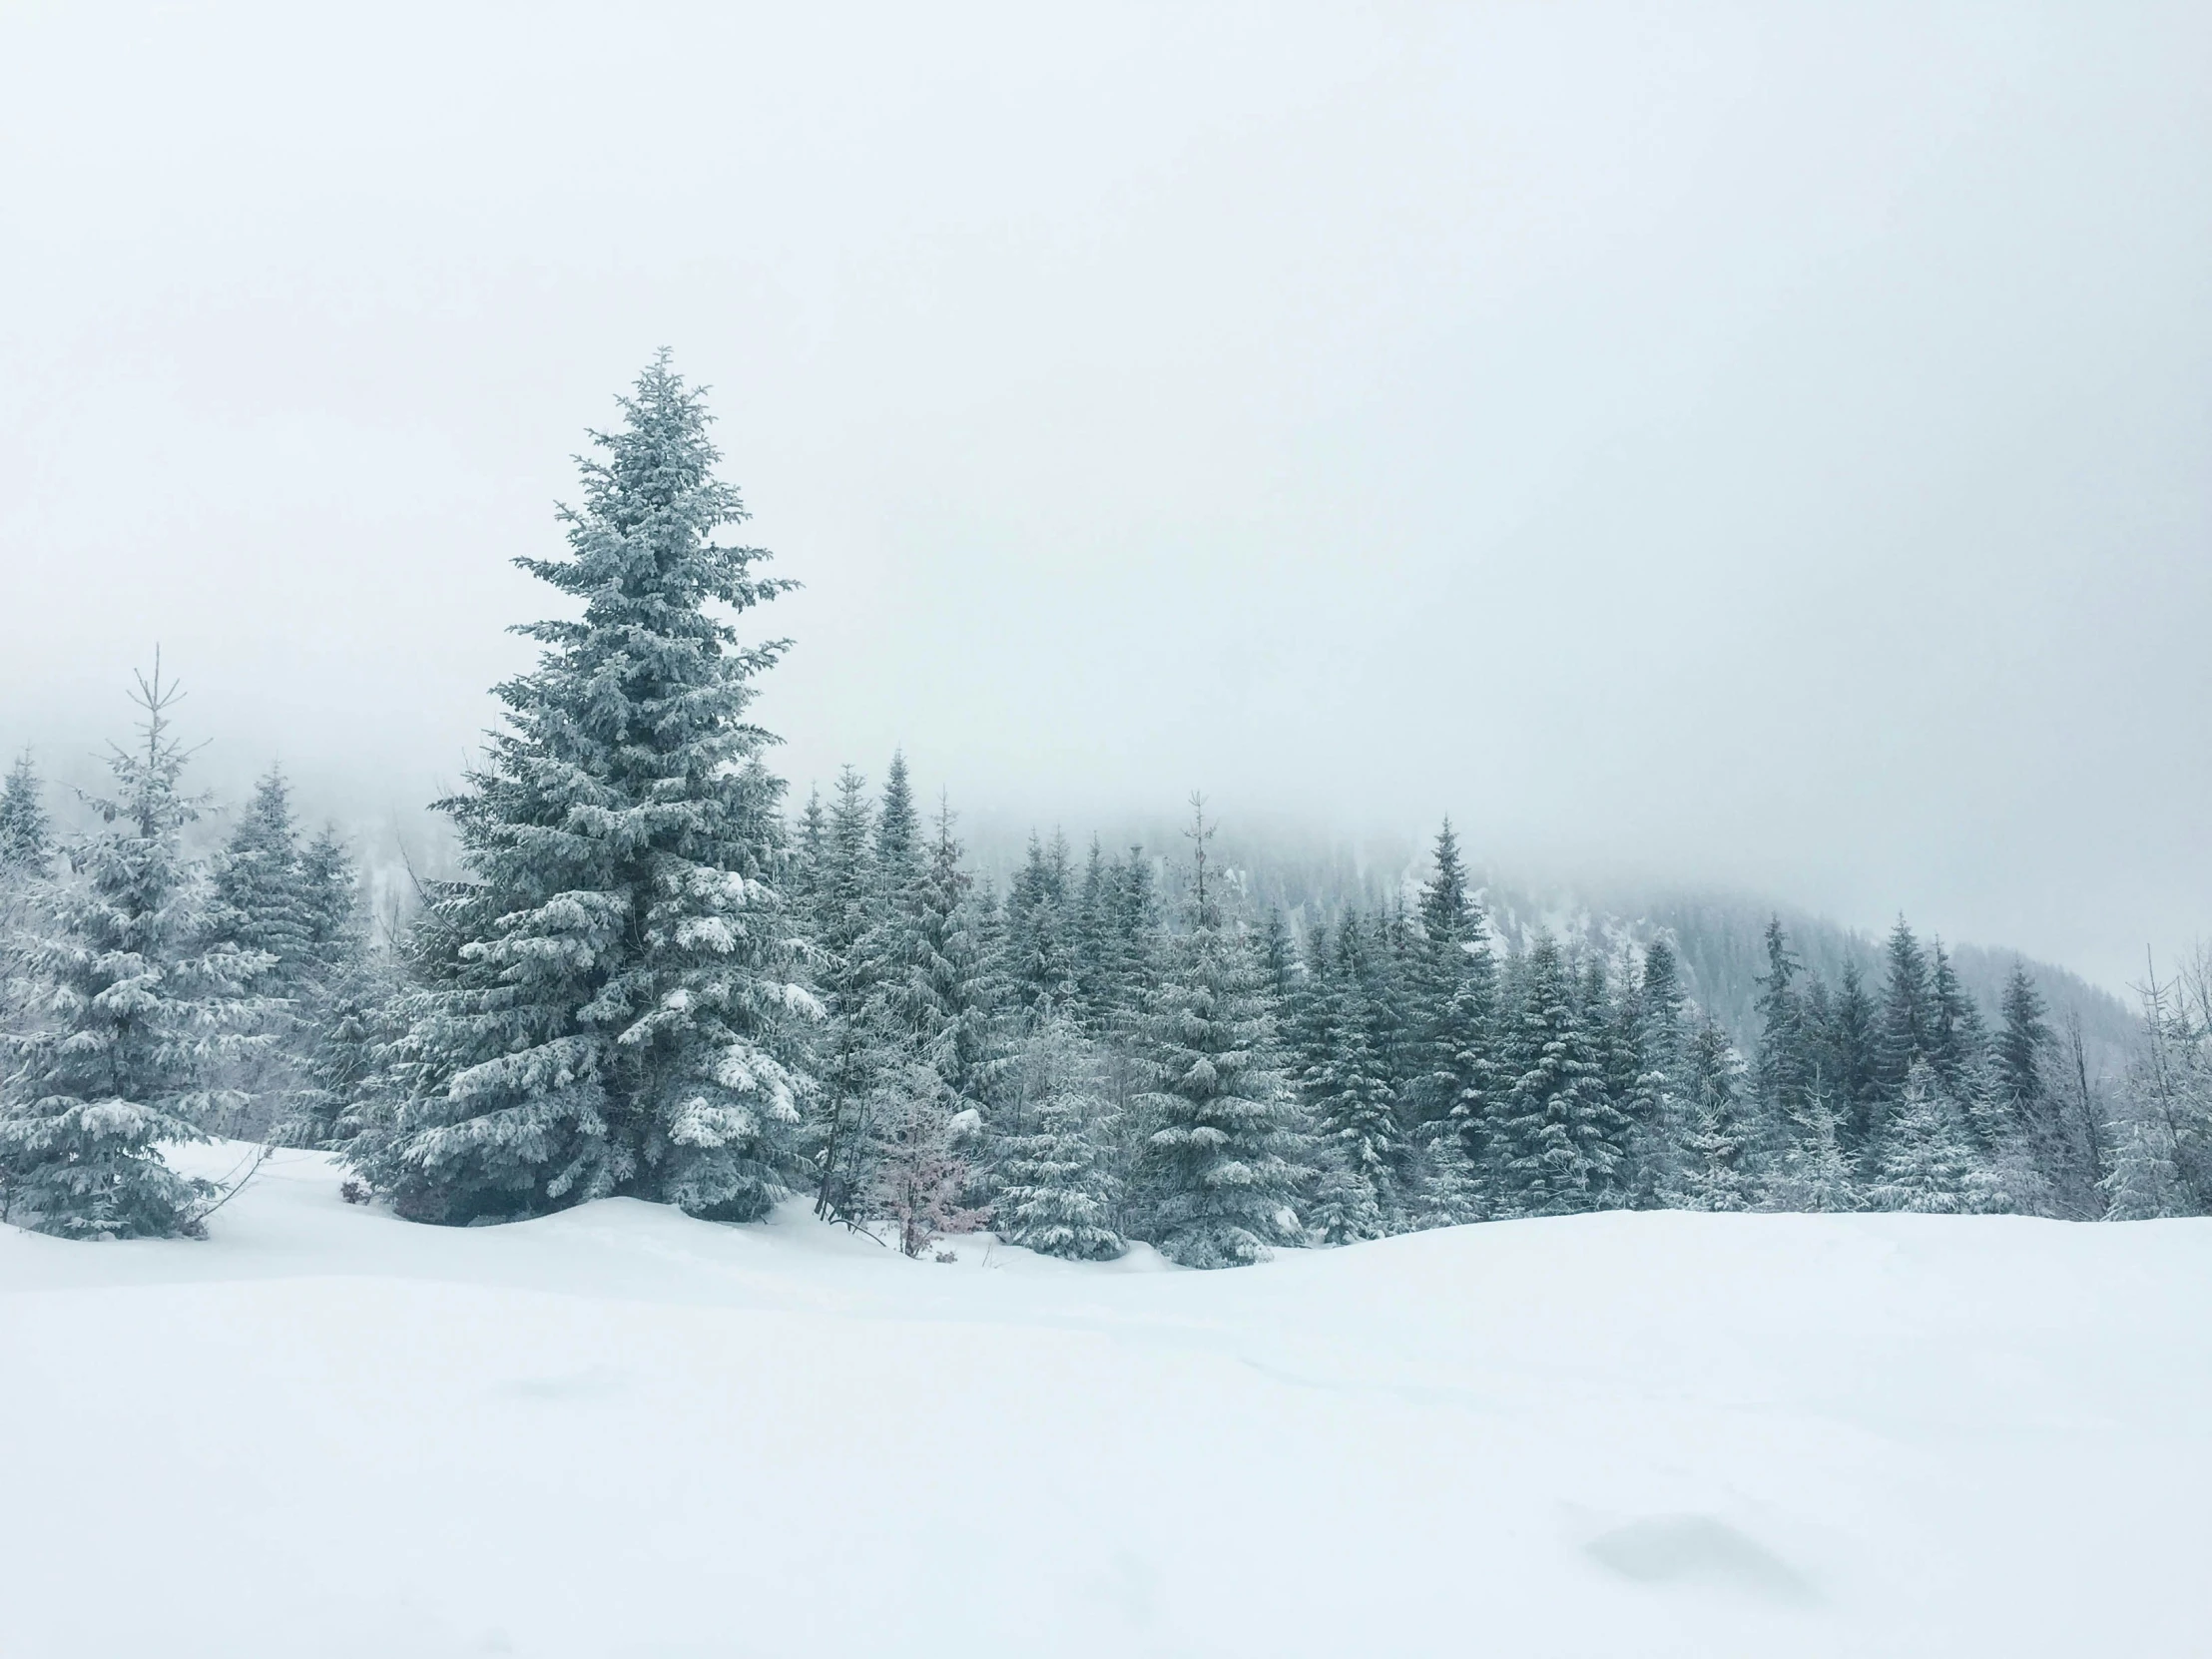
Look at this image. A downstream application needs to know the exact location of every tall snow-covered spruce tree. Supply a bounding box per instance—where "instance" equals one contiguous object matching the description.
[349,354,815,1225]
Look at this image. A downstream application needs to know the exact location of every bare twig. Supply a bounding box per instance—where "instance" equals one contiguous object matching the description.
[189,1143,275,1231]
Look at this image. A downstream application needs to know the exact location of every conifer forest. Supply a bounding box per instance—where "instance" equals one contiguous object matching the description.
[4,357,2203,1254]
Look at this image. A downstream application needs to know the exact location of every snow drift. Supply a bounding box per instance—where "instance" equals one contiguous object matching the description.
[2,1145,2206,1658]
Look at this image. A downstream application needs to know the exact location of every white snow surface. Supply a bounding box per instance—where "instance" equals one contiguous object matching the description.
[4,1145,2208,1658]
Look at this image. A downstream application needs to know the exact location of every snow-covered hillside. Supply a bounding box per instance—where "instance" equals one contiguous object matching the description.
[4,1147,2206,1658]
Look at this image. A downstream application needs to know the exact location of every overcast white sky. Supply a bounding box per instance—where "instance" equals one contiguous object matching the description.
[0,1,2205,986]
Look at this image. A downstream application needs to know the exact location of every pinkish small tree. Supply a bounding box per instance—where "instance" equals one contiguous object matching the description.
[865,1063,984,1257]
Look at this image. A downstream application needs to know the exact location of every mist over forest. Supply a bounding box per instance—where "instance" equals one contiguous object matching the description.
[5,354,2201,1254]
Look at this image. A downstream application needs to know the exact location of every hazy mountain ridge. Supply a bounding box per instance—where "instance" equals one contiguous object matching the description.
[957,818,2141,1079]
[1490,881,2139,1080]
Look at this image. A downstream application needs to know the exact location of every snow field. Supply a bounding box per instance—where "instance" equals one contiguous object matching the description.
[2,1145,2207,1657]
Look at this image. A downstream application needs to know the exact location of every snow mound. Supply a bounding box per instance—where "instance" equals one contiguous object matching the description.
[2,1145,2207,1658]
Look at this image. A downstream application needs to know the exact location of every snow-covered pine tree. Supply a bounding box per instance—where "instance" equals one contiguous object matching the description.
[1993,964,2052,1138]
[0,751,51,878]
[1827,962,1881,1155]
[891,797,1000,1112]
[1005,830,1076,1024]
[207,767,315,992]
[813,767,876,963]
[1105,847,1163,1023]
[1991,963,2096,1214]
[1751,917,1811,1138]
[276,830,386,1149]
[1286,915,1336,1103]
[1308,1146,1386,1245]
[1061,848,1150,1222]
[0,663,272,1237]
[0,753,51,996]
[1364,904,1419,1143]
[1494,933,1626,1216]
[296,826,365,965]
[1927,943,1984,1087]
[280,958,397,1149]
[1404,1129,1480,1230]
[204,769,384,1141]
[1302,914,1400,1242]
[1764,1088,1858,1212]
[1258,907,1297,1006]
[994,1013,1123,1260]
[815,753,958,1229]
[1596,955,1645,1118]
[1802,971,1835,1077]
[1135,799,1306,1267]
[1869,1058,1977,1213]
[2102,953,2212,1219]
[1416,818,1470,945]
[1388,824,1485,1220]
[347,355,813,1226]
[1675,1017,1753,1211]
[807,766,885,1218]
[1874,918,1936,1139]
[1750,919,1866,1196]
[1618,939,1686,1207]
[1436,924,1502,1213]
[2103,1112,2194,1220]
[872,752,920,903]
[812,765,1004,1237]
[1923,938,2008,1153]
[1070,838,1115,1024]
[789,786,829,922]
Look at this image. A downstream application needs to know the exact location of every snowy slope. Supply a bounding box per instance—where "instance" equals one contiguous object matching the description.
[3,1147,2207,1659]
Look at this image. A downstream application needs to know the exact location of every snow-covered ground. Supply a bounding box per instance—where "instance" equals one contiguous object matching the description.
[3,1146,2207,1658]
